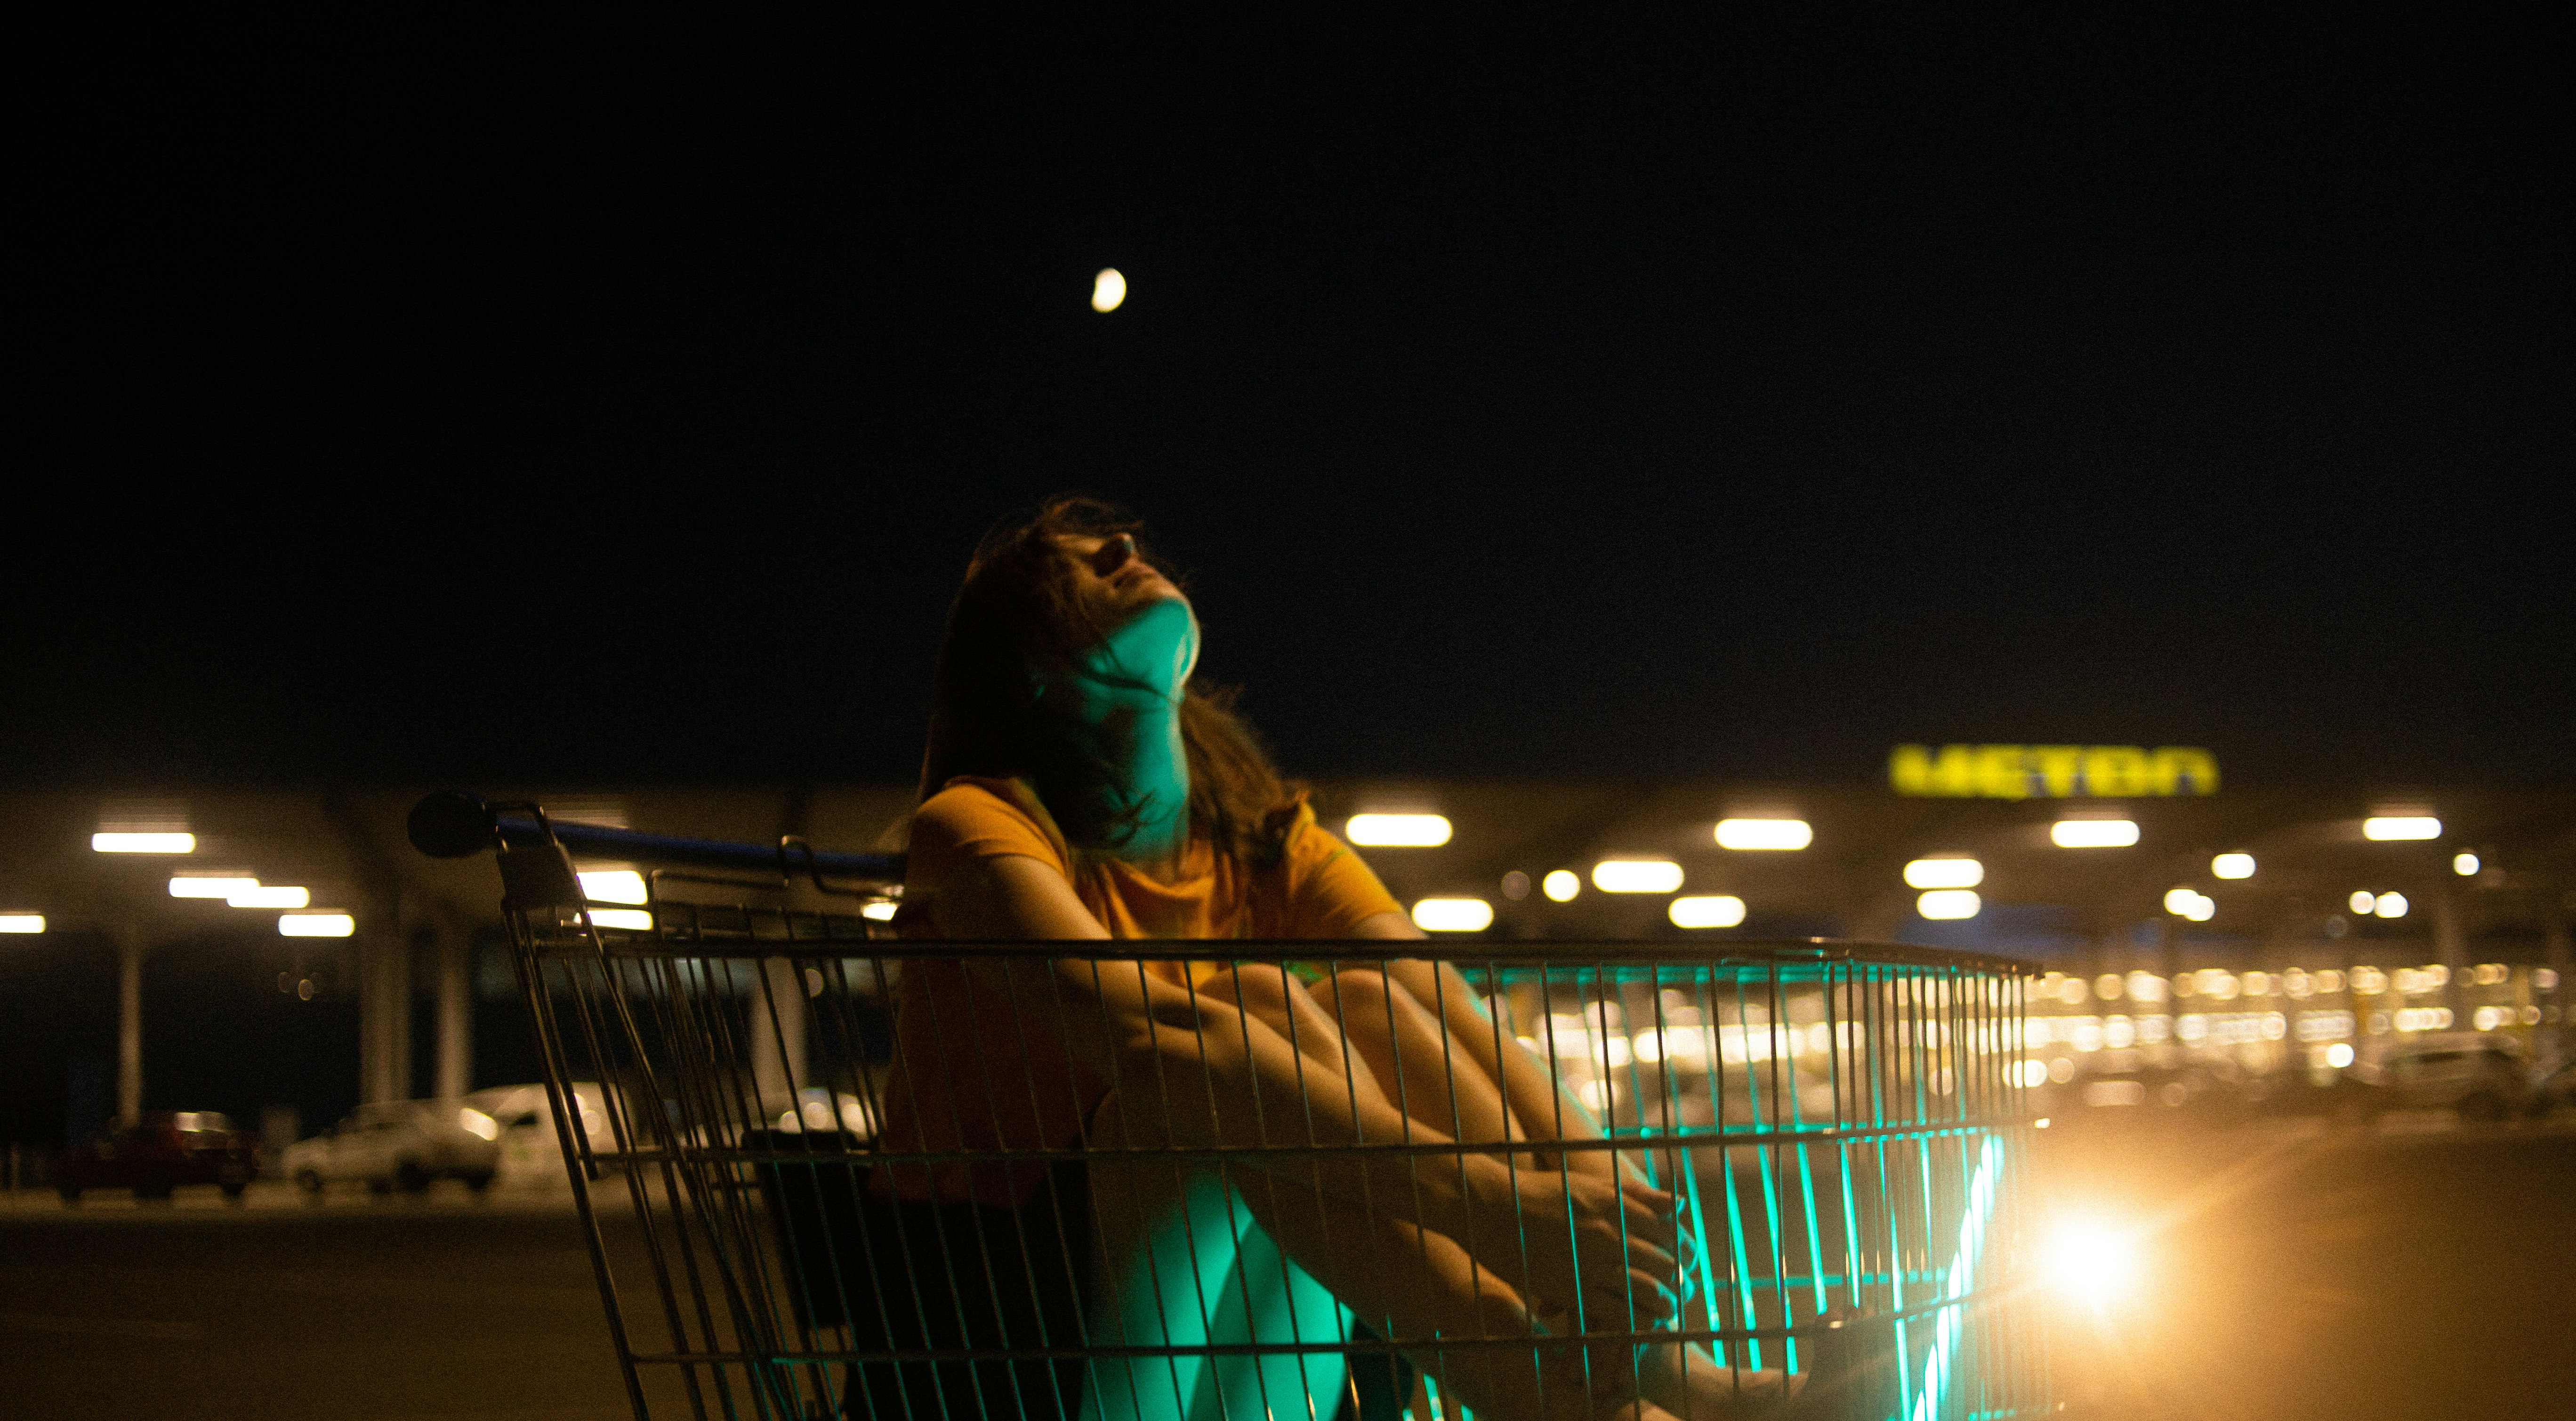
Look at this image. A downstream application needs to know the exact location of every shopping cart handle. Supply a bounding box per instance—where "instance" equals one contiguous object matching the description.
[406,791,904,885]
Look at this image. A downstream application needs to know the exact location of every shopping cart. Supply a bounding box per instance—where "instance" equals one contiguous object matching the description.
[410,793,2047,1421]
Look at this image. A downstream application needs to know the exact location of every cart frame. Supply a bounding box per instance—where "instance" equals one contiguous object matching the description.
[411,794,2047,1421]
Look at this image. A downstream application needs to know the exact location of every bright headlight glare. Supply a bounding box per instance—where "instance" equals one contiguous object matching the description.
[2046,1217,2144,1307]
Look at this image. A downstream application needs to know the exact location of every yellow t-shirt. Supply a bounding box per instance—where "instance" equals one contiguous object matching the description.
[878,776,1402,1203]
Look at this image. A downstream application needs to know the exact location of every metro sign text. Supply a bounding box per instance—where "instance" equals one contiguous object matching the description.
[1891,744,2218,799]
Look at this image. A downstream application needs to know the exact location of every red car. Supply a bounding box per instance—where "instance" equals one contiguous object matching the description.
[56,1111,263,1203]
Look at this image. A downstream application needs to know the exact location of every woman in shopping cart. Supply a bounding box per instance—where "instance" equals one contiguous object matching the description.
[880,499,1800,1421]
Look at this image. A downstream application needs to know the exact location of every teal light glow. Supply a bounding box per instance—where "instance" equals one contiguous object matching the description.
[1740,982,1795,1374]
[1906,1134,2004,1421]
[1677,1126,1729,1365]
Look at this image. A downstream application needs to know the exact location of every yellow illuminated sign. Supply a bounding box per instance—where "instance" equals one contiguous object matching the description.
[1890,744,2218,798]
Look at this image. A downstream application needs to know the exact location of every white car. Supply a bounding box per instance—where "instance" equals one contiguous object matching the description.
[282,1100,504,1195]
[464,1082,620,1183]
[770,1086,877,1138]
[2342,1033,2528,1122]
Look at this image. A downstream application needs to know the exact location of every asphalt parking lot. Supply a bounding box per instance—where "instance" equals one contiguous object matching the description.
[3,1118,2570,1421]
[1,1181,636,1421]
[2029,1115,2575,1421]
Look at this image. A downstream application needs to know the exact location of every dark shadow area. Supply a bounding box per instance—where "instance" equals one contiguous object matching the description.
[0,930,115,1151]
[143,931,362,1138]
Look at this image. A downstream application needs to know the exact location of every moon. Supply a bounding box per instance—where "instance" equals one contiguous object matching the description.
[1091,267,1126,313]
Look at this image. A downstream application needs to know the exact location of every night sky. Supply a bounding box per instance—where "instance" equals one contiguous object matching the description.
[13,12,2569,791]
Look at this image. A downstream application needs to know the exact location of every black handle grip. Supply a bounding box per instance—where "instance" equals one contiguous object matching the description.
[407,791,501,858]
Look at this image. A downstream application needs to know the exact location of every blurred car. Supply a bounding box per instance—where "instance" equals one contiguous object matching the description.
[281,1100,503,1194]
[2526,1058,2576,1119]
[465,1082,618,1183]
[769,1086,876,1137]
[2340,1033,2528,1122]
[2037,1062,2246,1121]
[56,1111,261,1203]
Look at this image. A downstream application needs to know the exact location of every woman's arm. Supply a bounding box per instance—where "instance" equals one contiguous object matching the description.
[933,855,1676,1323]
[1348,913,1618,1176]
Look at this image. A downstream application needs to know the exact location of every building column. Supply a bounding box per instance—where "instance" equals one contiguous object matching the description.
[2544,889,2571,975]
[116,929,144,1124]
[361,928,411,1104]
[2430,885,2468,971]
[433,924,471,1101]
[2544,895,2571,1066]
[2426,885,2471,1036]
[749,958,809,1127]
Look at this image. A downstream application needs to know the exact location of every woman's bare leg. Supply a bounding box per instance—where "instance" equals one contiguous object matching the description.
[1083,1005,1570,1421]
[1232,1162,1678,1421]
[1316,967,1520,1153]
[1176,970,1598,1415]
[1175,966,1789,1418]
[1189,964,1381,1115]
[1315,969,1795,1418]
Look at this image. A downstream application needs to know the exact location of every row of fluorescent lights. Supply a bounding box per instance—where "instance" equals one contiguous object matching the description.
[27,815,2463,940]
[577,870,655,931]
[1366,813,2461,932]
[0,832,360,937]
[4,833,213,928]
[1354,814,1824,851]
[1352,813,2447,853]
[16,846,794,939]
[575,869,904,931]
[1410,892,1749,934]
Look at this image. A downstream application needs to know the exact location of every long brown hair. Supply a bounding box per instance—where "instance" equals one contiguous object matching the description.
[918,496,1304,867]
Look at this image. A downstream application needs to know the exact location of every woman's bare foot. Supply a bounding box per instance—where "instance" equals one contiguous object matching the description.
[1409,1303,1674,1421]
[1463,1169,1682,1334]
[1780,1312,1897,1421]
[1632,1337,1792,1418]
[1597,1400,1688,1421]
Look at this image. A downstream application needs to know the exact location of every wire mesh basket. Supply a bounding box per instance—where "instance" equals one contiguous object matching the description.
[428,799,2046,1421]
